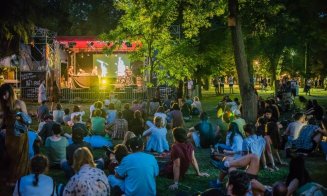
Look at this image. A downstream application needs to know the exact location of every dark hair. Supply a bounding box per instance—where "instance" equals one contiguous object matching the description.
[272,181,288,196]
[64,108,70,115]
[52,123,62,135]
[156,106,165,113]
[265,108,273,114]
[228,170,250,196]
[286,156,311,186]
[94,101,103,109]
[93,109,102,117]
[30,154,48,186]
[117,111,123,119]
[73,105,80,112]
[108,103,115,110]
[199,112,208,121]
[312,99,318,106]
[172,103,180,110]
[229,122,244,144]
[42,100,47,104]
[173,127,188,143]
[244,123,255,135]
[114,144,129,163]
[56,103,62,110]
[293,112,304,121]
[124,103,130,110]
[127,137,144,152]
[72,127,84,143]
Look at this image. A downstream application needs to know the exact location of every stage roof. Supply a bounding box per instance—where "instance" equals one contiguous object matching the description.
[56,36,139,53]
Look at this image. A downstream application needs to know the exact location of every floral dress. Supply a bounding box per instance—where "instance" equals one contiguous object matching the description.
[63,164,110,196]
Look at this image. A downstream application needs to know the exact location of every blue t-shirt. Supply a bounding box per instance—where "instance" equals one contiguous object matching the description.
[115,152,159,196]
[28,130,38,159]
[13,174,55,196]
[242,134,266,158]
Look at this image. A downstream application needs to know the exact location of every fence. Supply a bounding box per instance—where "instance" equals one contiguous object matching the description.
[21,86,173,103]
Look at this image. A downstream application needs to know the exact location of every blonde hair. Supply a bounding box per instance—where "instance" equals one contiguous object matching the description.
[154,116,163,128]
[194,96,199,102]
[72,147,96,172]
[122,131,136,145]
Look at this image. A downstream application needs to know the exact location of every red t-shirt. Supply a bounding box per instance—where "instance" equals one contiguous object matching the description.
[164,142,194,179]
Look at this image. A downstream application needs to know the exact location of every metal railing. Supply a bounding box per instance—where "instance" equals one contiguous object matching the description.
[21,86,173,103]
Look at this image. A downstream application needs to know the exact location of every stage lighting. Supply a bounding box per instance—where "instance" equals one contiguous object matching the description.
[101,79,107,85]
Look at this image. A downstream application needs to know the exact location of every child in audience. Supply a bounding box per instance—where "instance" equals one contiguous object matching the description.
[53,103,64,124]
[13,155,55,196]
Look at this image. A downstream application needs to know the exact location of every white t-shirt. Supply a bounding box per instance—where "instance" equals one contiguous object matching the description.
[187,80,193,90]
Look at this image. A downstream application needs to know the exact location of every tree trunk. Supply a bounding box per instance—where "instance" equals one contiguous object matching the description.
[228,0,257,123]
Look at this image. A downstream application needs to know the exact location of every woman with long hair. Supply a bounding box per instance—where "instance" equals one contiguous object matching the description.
[0,83,29,186]
[63,147,110,195]
[13,155,55,196]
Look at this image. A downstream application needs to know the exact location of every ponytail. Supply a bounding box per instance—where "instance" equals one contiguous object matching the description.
[33,173,39,186]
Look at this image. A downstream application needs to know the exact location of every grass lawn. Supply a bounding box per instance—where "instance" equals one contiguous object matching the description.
[1,86,327,195]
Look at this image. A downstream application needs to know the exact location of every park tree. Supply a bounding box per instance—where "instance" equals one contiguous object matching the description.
[102,0,179,85]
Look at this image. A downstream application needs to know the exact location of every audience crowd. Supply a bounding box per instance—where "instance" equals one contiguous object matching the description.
[1,82,327,196]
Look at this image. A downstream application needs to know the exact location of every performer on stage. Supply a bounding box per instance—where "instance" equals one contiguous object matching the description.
[67,65,74,88]
[91,66,98,76]
[97,59,108,77]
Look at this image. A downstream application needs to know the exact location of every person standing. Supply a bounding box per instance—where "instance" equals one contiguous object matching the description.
[38,80,47,104]
[228,76,234,94]
[187,79,194,97]
[213,77,219,95]
[50,81,60,112]
[0,84,29,187]
[220,76,225,94]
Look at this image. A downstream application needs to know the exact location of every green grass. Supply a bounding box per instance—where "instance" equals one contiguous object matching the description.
[2,86,327,195]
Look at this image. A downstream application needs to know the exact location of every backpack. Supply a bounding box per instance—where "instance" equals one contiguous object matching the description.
[14,112,32,136]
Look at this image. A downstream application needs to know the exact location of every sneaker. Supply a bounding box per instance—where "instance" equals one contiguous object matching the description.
[210,159,228,173]
[209,180,223,189]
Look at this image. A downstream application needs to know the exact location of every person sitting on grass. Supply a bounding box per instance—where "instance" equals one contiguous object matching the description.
[129,110,145,137]
[188,112,215,148]
[284,112,306,141]
[216,112,230,144]
[45,123,68,168]
[37,100,49,122]
[160,127,209,190]
[168,103,185,129]
[232,110,246,136]
[289,117,327,155]
[262,122,286,171]
[105,103,117,124]
[13,155,55,196]
[143,116,169,153]
[53,103,64,124]
[62,108,71,125]
[242,124,266,159]
[70,105,85,124]
[61,127,93,179]
[181,99,192,122]
[38,115,56,142]
[63,147,110,195]
[91,109,106,136]
[107,144,129,194]
[191,96,202,115]
[113,137,159,196]
[110,111,128,139]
